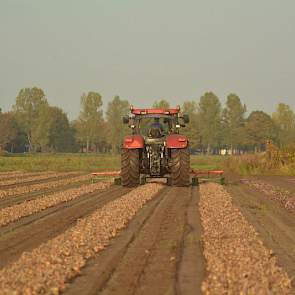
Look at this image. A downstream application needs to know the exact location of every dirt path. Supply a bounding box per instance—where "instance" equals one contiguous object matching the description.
[0,186,130,269]
[227,182,295,289]
[65,186,204,295]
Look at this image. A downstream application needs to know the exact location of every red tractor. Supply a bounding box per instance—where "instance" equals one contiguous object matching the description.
[121,106,190,187]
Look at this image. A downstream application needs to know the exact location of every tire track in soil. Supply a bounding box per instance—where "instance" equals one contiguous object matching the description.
[65,187,204,295]
[0,185,131,269]
[227,183,295,290]
[0,179,92,210]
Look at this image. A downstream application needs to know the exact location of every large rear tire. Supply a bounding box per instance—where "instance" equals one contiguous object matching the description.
[121,149,140,187]
[170,148,190,186]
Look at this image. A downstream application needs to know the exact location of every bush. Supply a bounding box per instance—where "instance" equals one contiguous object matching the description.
[225,143,295,176]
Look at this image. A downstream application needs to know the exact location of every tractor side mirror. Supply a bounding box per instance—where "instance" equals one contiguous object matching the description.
[183,114,190,124]
[122,115,129,124]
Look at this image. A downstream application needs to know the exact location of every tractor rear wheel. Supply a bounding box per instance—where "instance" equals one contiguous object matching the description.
[121,149,140,187]
[170,148,190,186]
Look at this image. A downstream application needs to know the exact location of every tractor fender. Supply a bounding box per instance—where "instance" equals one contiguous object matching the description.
[123,135,144,149]
[166,134,188,149]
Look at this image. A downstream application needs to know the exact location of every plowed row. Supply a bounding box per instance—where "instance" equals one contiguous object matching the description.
[0,172,293,294]
[0,171,54,181]
[0,184,163,294]
[0,181,111,226]
[0,172,78,187]
[199,183,291,294]
[241,178,295,212]
[0,174,92,199]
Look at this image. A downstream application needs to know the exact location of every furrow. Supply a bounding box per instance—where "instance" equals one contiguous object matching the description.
[0,183,163,294]
[0,174,93,199]
[0,185,130,269]
[0,181,111,227]
[199,183,291,295]
[0,172,79,188]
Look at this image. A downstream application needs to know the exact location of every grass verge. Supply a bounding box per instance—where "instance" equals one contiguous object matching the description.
[0,153,225,173]
[0,153,120,172]
[224,154,295,176]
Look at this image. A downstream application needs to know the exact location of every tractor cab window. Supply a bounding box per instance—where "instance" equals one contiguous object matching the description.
[136,116,171,137]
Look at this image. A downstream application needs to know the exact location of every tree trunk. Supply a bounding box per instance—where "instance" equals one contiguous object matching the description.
[207,143,211,155]
[254,146,258,153]
[86,138,90,153]
[27,134,33,152]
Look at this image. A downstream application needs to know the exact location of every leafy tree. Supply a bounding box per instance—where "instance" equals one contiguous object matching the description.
[152,99,170,109]
[31,104,52,151]
[198,92,222,153]
[47,107,77,152]
[72,119,85,152]
[0,112,18,152]
[272,103,295,147]
[222,94,247,153]
[77,92,104,152]
[181,101,201,149]
[106,96,130,153]
[13,87,48,151]
[245,111,277,152]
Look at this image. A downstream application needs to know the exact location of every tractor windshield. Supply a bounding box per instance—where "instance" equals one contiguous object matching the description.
[134,115,173,137]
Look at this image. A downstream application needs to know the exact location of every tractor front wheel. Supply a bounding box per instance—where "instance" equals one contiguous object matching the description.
[170,148,190,186]
[121,149,140,187]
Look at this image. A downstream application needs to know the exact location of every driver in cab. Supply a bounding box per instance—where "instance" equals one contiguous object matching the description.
[148,117,164,138]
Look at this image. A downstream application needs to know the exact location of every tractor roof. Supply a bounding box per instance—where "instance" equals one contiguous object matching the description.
[130,106,180,115]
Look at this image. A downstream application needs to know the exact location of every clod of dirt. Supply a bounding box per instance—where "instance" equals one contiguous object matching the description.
[0,183,163,294]
[199,183,292,295]
[241,179,295,212]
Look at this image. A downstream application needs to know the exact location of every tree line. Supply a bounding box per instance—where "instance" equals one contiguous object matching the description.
[0,87,294,154]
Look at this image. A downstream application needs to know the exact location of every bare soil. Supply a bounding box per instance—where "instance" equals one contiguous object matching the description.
[256,175,295,194]
[0,186,130,269]
[0,178,94,210]
[227,180,295,290]
[0,172,81,189]
[0,171,294,294]
[65,187,204,295]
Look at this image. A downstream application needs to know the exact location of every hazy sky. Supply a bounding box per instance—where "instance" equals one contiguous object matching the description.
[0,0,294,119]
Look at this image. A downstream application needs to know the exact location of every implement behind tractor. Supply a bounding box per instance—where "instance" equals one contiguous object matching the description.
[92,106,225,186]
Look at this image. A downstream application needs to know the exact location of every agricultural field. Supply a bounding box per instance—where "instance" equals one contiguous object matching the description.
[0,156,294,294]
